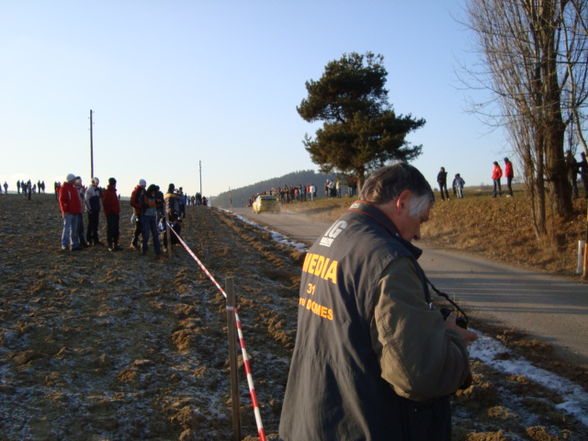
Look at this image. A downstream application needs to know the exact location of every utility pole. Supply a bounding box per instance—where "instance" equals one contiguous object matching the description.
[89,109,94,179]
[199,160,202,196]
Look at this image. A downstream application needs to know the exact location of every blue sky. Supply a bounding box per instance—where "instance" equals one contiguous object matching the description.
[0,0,510,197]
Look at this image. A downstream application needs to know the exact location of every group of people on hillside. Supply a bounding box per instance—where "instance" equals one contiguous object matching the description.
[436,167,468,200]
[490,157,515,198]
[17,179,46,195]
[249,179,359,206]
[437,157,515,199]
[58,174,199,256]
[128,180,187,256]
[58,174,122,252]
[324,178,356,198]
[249,184,318,206]
[0,179,46,198]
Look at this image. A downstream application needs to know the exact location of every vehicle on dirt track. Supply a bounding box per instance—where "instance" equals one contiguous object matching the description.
[252,194,280,214]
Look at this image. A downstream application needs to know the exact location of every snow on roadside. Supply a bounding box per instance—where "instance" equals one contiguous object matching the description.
[220,209,308,252]
[469,332,588,426]
[224,207,588,428]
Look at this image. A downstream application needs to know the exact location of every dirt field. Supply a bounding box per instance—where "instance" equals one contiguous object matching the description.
[0,194,586,440]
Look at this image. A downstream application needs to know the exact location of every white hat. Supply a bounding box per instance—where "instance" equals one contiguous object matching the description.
[92,177,100,185]
[139,179,146,187]
[66,173,76,182]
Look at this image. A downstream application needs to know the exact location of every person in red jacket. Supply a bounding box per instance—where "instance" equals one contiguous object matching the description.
[491,161,503,197]
[504,157,514,197]
[102,177,122,252]
[58,173,83,251]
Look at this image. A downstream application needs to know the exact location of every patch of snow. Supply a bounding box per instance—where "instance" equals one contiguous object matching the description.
[221,209,307,252]
[470,332,588,426]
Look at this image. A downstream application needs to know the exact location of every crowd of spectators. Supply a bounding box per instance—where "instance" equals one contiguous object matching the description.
[249,179,358,206]
[55,174,207,256]
[0,179,46,199]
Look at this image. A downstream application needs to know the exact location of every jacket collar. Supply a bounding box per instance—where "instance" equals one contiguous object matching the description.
[347,200,423,259]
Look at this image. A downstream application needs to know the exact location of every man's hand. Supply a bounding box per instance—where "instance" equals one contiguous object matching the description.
[445,312,478,345]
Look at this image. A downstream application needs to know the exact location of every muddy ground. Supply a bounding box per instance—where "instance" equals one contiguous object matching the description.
[0,194,586,441]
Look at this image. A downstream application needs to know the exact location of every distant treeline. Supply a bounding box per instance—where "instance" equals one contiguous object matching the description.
[212,170,335,208]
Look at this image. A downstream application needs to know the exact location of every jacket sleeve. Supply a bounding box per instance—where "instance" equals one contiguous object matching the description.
[58,187,70,214]
[84,187,93,211]
[370,257,471,402]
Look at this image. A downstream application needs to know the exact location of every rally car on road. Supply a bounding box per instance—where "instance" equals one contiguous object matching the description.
[252,194,280,214]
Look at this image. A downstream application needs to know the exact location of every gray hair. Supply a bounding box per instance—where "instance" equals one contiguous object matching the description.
[360,163,434,215]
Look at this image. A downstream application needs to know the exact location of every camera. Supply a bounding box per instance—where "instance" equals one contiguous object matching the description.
[440,307,468,329]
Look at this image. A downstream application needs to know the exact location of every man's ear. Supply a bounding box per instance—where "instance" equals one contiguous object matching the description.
[394,190,413,212]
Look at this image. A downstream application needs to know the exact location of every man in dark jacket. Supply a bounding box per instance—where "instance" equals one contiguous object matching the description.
[437,166,449,200]
[102,177,122,252]
[130,179,147,249]
[85,177,102,245]
[279,163,477,441]
[163,183,182,250]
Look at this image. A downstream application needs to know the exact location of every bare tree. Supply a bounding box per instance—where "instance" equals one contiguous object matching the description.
[466,0,588,242]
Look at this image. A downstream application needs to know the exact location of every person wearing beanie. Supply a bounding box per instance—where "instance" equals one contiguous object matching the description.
[58,173,82,251]
[102,177,122,251]
[130,179,147,250]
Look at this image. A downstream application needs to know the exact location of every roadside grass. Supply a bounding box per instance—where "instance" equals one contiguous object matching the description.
[283,188,588,278]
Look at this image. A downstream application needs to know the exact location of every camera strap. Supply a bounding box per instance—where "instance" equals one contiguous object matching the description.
[425,277,469,328]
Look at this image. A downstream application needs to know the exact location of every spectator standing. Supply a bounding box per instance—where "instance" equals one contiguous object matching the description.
[58,173,82,251]
[178,187,187,218]
[102,177,122,252]
[492,161,503,197]
[141,184,162,257]
[85,177,103,245]
[437,166,450,200]
[579,152,588,199]
[565,150,579,198]
[74,177,89,248]
[163,183,182,251]
[17,180,21,194]
[130,179,147,249]
[154,185,164,225]
[279,163,476,441]
[504,157,514,197]
[452,173,465,199]
[2,182,7,194]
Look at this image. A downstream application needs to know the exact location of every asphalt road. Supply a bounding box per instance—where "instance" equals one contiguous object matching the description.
[231,207,588,368]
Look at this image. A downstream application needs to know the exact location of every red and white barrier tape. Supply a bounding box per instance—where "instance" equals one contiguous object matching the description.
[167,225,267,441]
